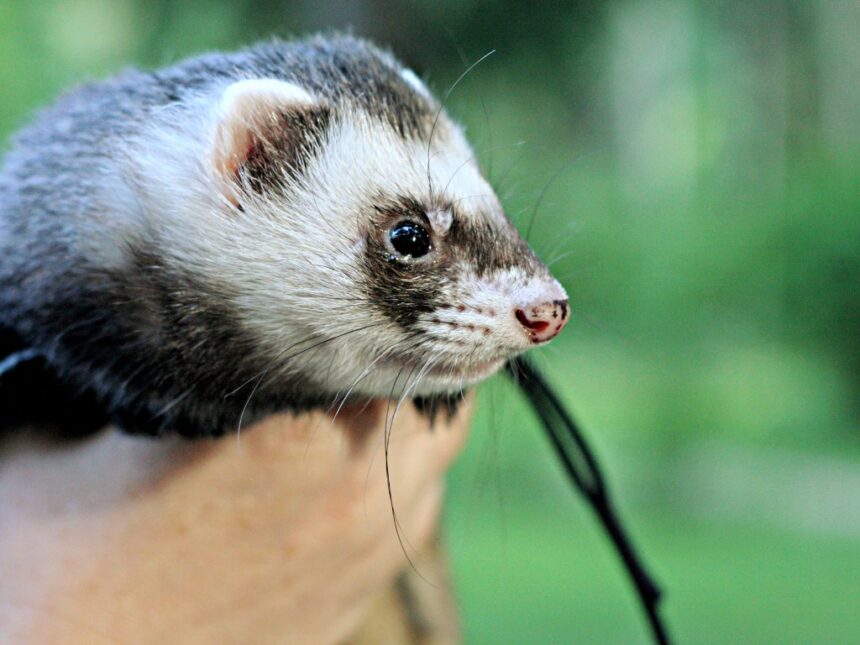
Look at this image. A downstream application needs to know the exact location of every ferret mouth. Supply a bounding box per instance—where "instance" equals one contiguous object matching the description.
[426,357,506,380]
[381,354,506,382]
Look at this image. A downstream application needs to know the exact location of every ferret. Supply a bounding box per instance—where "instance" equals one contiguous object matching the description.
[0,34,569,438]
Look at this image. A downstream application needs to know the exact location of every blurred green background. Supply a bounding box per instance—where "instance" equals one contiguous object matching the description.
[1,1,857,642]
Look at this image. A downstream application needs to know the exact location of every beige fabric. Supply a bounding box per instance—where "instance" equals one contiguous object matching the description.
[350,537,460,645]
[0,397,471,644]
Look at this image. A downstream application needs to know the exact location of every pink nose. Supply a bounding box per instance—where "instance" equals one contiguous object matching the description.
[515,299,569,343]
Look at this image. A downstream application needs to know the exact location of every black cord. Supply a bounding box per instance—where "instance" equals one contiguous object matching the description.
[506,356,671,645]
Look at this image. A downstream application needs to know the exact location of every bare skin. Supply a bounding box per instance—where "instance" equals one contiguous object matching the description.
[0,396,471,644]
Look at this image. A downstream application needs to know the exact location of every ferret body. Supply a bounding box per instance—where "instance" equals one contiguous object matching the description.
[0,35,568,437]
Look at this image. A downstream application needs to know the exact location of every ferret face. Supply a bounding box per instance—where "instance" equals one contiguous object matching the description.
[193,61,569,402]
[130,46,567,409]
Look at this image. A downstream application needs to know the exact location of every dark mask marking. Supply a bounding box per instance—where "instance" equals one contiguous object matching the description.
[362,223,446,329]
[362,196,550,331]
[445,214,543,278]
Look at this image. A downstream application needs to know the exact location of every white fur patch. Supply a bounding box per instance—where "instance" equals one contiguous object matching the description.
[220,78,315,114]
[401,68,430,98]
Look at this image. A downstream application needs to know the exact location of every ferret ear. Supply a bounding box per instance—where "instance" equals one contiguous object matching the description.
[211,78,325,206]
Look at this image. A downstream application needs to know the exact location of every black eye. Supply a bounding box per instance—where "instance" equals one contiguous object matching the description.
[389,220,432,259]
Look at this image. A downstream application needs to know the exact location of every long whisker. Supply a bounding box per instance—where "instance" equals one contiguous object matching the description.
[426,49,496,198]
[229,322,388,442]
[323,333,420,433]
[524,149,603,243]
[493,141,532,195]
[384,361,421,551]
[546,248,577,269]
[383,356,439,583]
[441,143,524,199]
[524,160,571,242]
[378,362,406,537]
[452,41,495,182]
[224,322,385,399]
[444,49,497,102]
[236,370,265,447]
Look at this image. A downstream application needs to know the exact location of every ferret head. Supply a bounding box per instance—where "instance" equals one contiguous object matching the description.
[146,38,569,407]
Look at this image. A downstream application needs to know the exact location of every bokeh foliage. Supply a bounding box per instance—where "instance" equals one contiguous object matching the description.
[1,1,857,642]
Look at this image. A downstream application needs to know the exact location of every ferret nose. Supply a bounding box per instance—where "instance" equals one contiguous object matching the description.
[515,298,569,343]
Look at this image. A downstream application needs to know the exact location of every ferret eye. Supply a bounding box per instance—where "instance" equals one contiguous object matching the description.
[389,221,432,259]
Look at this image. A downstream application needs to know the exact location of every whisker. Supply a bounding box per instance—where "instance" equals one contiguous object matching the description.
[236,370,265,447]
[383,356,440,584]
[325,338,413,426]
[441,143,524,199]
[224,322,385,399]
[228,322,388,442]
[493,141,533,194]
[546,248,577,269]
[426,49,496,199]
[452,40,495,181]
[524,149,602,243]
